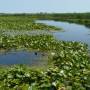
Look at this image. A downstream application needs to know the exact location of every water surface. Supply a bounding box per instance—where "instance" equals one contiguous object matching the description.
[0,50,48,66]
[37,20,90,50]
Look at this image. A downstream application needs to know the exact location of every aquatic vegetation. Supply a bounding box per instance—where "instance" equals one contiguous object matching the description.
[0,34,55,50]
[0,16,61,30]
[0,33,89,90]
[0,34,88,51]
[0,14,90,90]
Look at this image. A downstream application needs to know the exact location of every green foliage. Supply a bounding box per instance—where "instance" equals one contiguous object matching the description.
[0,35,89,90]
[0,34,56,50]
[0,16,60,30]
[0,13,90,90]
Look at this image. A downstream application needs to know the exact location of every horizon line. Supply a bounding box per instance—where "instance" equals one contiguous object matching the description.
[0,12,90,14]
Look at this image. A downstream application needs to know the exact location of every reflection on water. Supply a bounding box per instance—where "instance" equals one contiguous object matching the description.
[0,50,48,66]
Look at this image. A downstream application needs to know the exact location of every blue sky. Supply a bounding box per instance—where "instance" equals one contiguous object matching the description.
[0,0,90,13]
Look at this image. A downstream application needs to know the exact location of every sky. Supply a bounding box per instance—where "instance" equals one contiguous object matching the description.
[0,0,90,13]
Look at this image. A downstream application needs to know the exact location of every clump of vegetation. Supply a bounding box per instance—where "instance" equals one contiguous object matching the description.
[0,34,55,50]
[0,34,88,51]
[0,16,60,30]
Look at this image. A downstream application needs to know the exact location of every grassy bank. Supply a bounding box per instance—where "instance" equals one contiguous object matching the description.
[10,13,89,27]
[56,19,90,27]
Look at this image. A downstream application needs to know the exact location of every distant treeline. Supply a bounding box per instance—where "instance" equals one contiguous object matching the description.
[0,13,90,20]
[0,13,90,27]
